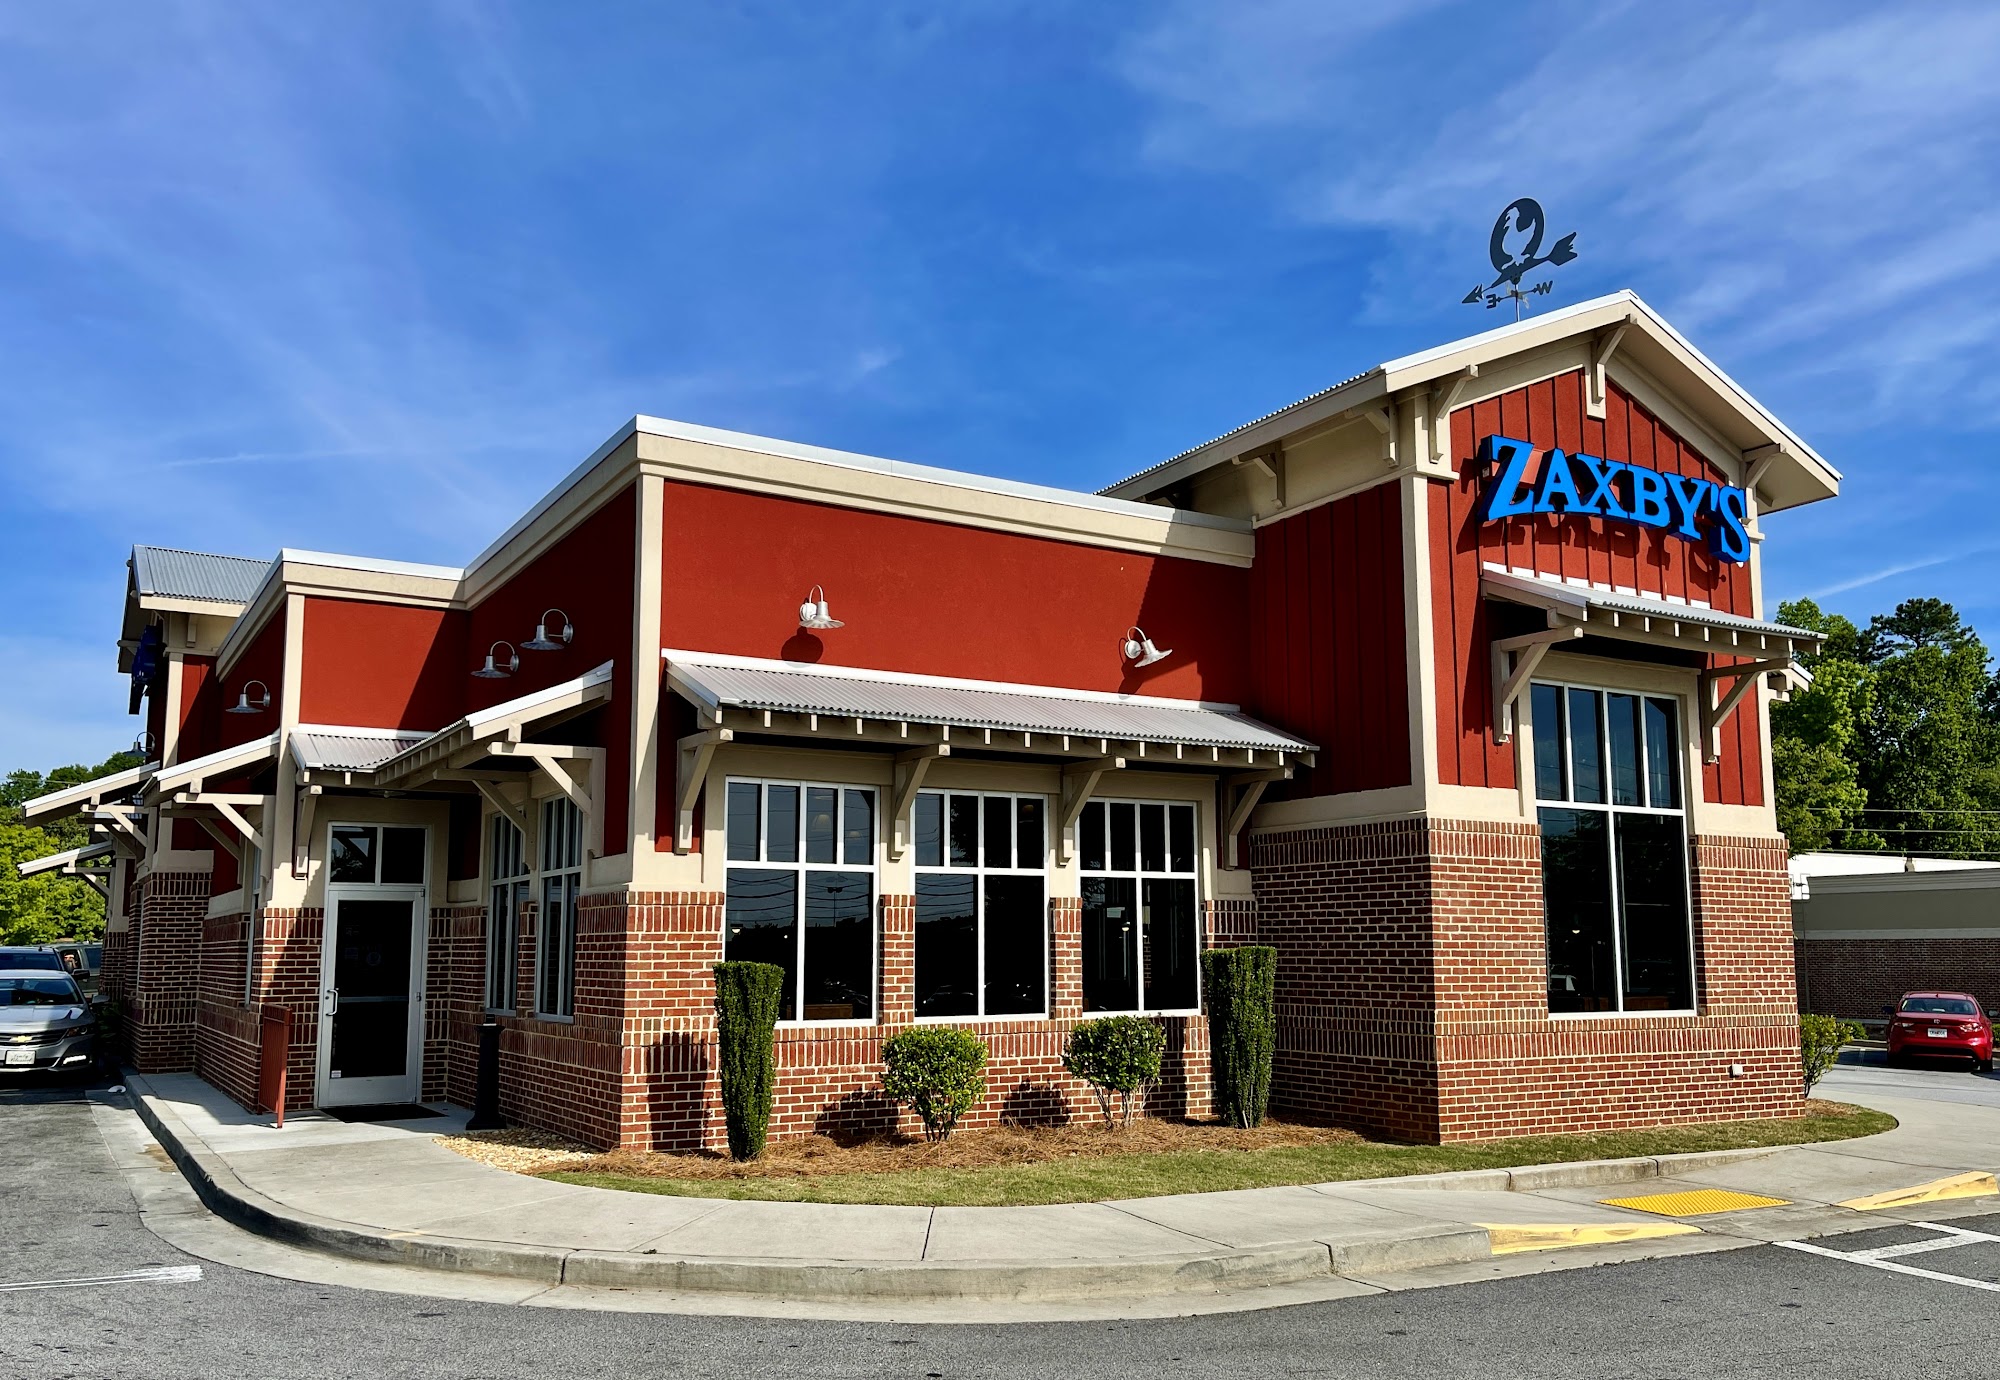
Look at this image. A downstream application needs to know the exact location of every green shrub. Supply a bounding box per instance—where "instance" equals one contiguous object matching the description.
[1201,946,1276,1128]
[881,1027,988,1143]
[712,962,786,1160]
[1800,1013,1863,1094]
[1063,1015,1166,1128]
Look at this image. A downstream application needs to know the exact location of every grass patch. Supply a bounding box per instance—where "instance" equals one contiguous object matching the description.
[537,1100,1895,1207]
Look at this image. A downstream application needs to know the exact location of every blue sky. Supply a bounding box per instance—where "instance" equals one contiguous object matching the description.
[2,1,1995,769]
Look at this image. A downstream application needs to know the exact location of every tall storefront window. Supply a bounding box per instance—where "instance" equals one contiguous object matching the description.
[912,791,1047,1018]
[486,813,527,1013]
[1531,683,1694,1014]
[1078,799,1200,1013]
[536,799,582,1018]
[724,779,877,1022]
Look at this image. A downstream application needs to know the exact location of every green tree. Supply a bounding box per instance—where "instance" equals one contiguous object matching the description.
[0,748,144,945]
[1772,600,1877,855]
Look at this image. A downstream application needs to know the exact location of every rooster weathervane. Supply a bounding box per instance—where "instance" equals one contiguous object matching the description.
[1462,198,1577,320]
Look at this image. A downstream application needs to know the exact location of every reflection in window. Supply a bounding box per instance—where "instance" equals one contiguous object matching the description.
[1534,684,1693,1015]
[723,780,876,1022]
[913,792,1046,1018]
[1079,800,1201,1013]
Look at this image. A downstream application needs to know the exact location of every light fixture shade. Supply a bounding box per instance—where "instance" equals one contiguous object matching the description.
[226,680,272,714]
[523,608,573,652]
[472,641,519,679]
[1121,628,1172,668]
[797,586,844,630]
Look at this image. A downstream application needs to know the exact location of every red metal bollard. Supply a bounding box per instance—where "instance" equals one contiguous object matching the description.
[258,1004,291,1128]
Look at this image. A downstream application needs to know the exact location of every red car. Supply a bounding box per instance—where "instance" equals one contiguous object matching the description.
[1886,991,1994,1072]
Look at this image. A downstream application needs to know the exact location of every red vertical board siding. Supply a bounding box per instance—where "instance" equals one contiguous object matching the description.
[1248,482,1409,797]
[1432,371,1759,803]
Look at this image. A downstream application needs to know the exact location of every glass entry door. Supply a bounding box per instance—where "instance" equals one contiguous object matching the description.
[318,892,424,1106]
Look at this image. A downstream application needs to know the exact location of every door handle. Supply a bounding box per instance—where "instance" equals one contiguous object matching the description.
[323,988,338,1016]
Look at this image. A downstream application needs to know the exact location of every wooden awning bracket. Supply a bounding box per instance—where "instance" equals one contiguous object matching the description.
[1058,757,1125,865]
[1491,626,1586,744]
[675,728,732,854]
[1586,314,1635,419]
[292,783,323,879]
[1221,767,1292,870]
[887,744,950,862]
[1700,657,1793,763]
[1428,365,1479,467]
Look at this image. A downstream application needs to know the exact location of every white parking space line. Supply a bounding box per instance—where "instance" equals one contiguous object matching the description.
[1778,1222,2000,1294]
[0,1264,203,1293]
[1855,1224,2000,1261]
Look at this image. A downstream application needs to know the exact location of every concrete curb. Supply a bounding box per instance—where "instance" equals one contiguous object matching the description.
[120,1076,1820,1304]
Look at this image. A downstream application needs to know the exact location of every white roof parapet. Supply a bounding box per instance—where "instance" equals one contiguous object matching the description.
[663,649,1316,758]
[17,841,115,880]
[19,760,159,824]
[368,661,616,783]
[146,733,282,799]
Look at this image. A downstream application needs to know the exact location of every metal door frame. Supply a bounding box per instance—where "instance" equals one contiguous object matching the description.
[316,822,429,1108]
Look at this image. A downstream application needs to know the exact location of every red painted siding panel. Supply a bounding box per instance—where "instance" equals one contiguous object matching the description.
[215,608,286,753]
[299,600,466,731]
[1430,371,1761,804]
[1250,483,1410,798]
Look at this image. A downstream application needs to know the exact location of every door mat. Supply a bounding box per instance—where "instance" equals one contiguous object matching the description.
[322,1103,445,1123]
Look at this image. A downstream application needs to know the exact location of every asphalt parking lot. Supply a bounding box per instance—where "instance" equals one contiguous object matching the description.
[5,1054,1999,1379]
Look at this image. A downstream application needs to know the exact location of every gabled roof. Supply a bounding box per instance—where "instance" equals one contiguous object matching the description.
[1101,290,1840,516]
[368,661,616,783]
[291,726,435,774]
[130,546,269,607]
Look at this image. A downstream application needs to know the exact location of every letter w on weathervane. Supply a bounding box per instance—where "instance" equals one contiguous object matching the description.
[1479,435,1751,564]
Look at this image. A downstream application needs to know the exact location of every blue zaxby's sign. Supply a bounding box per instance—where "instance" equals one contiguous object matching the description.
[1479,435,1751,565]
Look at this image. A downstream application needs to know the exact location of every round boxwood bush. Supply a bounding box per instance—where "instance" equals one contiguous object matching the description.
[881,1026,988,1143]
[1063,1015,1166,1128]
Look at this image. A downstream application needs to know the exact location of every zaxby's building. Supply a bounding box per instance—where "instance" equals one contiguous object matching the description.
[26,292,1838,1146]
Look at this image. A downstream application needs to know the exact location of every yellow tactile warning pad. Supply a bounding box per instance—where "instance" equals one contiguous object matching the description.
[1481,1222,1703,1254]
[1598,1187,1791,1216]
[1839,1172,1999,1212]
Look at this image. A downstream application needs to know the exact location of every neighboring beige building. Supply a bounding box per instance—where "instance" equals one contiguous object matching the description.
[1791,854,2000,1022]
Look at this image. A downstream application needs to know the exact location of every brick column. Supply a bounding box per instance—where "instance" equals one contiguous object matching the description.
[128,870,209,1074]
[256,907,324,1110]
[878,894,915,1024]
[1049,896,1082,1019]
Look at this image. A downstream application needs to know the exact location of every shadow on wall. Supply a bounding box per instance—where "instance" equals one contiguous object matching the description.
[813,1088,899,1142]
[999,1081,1071,1128]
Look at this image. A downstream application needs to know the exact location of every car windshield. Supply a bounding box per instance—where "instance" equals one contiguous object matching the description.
[0,977,83,1006]
[1901,997,1978,1016]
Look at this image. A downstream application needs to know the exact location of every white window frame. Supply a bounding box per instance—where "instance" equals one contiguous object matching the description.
[535,797,582,1020]
[912,789,1051,1023]
[1078,797,1204,1017]
[485,811,528,1014]
[722,776,879,1027]
[1530,678,1698,1019]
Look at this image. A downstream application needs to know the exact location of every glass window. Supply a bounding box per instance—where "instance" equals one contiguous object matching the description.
[914,791,1047,1018]
[330,826,374,884]
[486,814,526,1012]
[1533,682,1694,1015]
[722,779,877,1023]
[535,799,583,1018]
[1079,800,1202,1013]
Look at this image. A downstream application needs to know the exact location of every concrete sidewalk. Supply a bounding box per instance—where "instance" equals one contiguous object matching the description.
[126,1071,2000,1312]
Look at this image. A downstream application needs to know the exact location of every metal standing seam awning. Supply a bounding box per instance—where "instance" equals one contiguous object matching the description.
[142,732,283,874]
[662,648,1317,863]
[1480,567,1825,760]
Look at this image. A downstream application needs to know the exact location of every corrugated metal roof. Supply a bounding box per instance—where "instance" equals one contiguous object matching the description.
[291,727,433,773]
[1481,568,1824,645]
[131,546,269,605]
[665,652,1315,754]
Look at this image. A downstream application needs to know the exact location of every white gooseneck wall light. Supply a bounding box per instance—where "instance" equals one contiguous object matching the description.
[798,585,844,630]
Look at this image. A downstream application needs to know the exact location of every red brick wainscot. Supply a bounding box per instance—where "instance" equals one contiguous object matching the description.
[1253,821,1806,1143]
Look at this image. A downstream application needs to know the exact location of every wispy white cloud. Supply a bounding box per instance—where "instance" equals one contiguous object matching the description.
[1115,1,2000,423]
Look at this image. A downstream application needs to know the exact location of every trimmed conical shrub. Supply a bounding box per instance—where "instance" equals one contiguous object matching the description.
[1202,945,1277,1128]
[711,961,786,1159]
